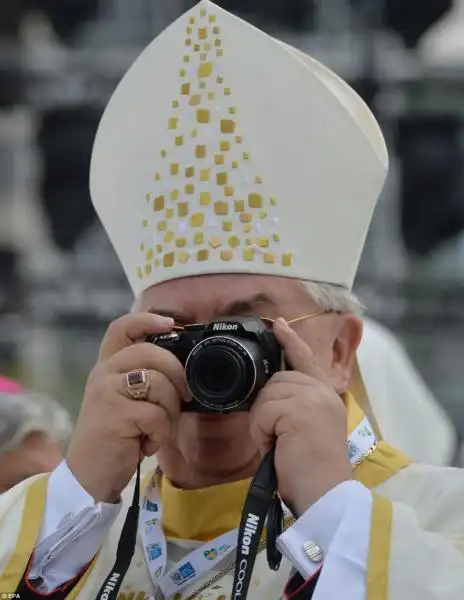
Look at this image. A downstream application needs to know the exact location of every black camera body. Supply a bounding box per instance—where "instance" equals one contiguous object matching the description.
[146,316,282,413]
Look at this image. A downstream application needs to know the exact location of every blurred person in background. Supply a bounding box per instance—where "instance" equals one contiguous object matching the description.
[0,375,72,492]
[356,318,457,466]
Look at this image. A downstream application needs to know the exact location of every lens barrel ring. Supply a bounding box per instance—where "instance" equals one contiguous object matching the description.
[185,335,260,411]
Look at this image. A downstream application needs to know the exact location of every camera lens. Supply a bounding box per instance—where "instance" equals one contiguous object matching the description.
[189,348,246,402]
[185,336,269,411]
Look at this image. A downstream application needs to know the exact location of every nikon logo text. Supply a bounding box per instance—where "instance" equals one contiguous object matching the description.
[233,514,260,600]
[241,513,259,555]
[212,323,239,331]
[100,573,120,600]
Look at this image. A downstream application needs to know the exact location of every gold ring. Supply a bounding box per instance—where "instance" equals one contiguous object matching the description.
[126,369,150,400]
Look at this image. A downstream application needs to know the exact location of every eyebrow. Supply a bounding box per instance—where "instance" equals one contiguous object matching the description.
[148,292,276,324]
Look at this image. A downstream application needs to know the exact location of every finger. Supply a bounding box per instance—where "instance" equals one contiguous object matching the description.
[105,343,188,399]
[99,313,174,361]
[143,407,174,448]
[249,398,285,456]
[129,401,174,445]
[258,372,330,404]
[266,370,312,387]
[255,381,304,405]
[120,369,182,423]
[142,438,160,457]
[274,318,327,380]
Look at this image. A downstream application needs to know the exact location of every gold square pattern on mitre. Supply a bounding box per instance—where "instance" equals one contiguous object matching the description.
[136,8,292,281]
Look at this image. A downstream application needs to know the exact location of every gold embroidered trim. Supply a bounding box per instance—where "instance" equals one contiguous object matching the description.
[352,442,378,470]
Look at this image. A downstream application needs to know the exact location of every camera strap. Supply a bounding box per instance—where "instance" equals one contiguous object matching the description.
[267,492,284,570]
[231,447,281,600]
[94,462,141,600]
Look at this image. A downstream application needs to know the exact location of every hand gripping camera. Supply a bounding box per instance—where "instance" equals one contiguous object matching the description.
[146,316,283,412]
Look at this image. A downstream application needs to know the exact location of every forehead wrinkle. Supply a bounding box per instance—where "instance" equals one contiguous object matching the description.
[223,292,276,314]
[147,292,277,323]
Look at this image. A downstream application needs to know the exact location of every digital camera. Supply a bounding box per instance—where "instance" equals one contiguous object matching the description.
[146,316,283,413]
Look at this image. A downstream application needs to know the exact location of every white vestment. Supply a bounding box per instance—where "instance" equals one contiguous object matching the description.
[2,441,464,599]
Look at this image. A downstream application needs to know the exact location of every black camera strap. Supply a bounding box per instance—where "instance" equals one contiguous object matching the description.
[266,492,284,571]
[94,462,141,600]
[231,446,320,600]
[231,446,282,600]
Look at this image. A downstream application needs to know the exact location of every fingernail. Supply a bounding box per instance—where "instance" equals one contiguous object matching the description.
[158,315,174,326]
[276,317,291,331]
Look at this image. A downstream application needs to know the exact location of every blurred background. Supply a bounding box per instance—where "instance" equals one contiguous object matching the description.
[0,1,463,461]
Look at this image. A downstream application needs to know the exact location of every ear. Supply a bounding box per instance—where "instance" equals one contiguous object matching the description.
[331,315,363,394]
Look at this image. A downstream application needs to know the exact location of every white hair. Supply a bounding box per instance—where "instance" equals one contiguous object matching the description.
[0,391,73,453]
[301,281,364,316]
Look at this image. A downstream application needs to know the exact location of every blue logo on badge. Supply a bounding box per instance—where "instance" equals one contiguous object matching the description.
[348,440,358,459]
[144,518,158,534]
[146,543,163,561]
[170,561,196,586]
[154,566,163,578]
[144,499,159,512]
[203,543,232,561]
[359,425,373,437]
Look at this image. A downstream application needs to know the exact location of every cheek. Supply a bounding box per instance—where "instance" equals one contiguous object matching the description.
[310,337,332,370]
[296,327,335,377]
[176,412,252,441]
[0,450,35,490]
[0,451,21,479]
[33,443,64,472]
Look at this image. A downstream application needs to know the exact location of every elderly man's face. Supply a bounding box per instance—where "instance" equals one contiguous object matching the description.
[0,432,63,492]
[138,274,361,484]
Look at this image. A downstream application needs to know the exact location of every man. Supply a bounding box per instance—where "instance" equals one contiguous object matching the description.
[1,2,464,599]
[0,376,71,492]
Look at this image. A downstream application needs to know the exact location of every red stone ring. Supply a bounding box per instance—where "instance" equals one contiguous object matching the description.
[125,368,151,400]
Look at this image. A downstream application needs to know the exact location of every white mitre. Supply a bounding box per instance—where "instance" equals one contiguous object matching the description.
[90,0,388,298]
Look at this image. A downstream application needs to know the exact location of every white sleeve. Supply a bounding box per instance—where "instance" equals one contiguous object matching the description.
[29,460,121,594]
[277,480,372,600]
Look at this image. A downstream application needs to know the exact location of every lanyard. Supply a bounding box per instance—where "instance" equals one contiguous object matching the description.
[95,416,376,600]
[139,481,238,597]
